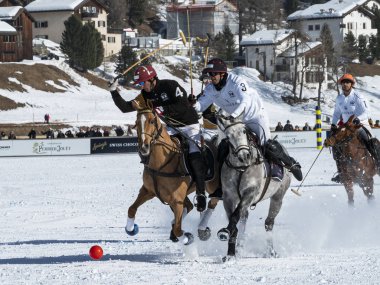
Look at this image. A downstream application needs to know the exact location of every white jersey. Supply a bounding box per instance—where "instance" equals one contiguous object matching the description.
[194,73,270,144]
[332,88,371,129]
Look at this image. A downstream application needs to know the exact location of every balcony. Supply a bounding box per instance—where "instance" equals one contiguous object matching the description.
[275,64,290,72]
[81,12,98,18]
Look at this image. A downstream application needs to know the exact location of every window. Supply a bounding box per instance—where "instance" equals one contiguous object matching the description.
[35,35,48,39]
[308,25,313,31]
[282,59,286,65]
[315,24,320,31]
[340,23,346,28]
[83,6,97,13]
[98,21,106,27]
[35,21,48,28]
[363,23,366,29]
[348,23,353,29]
[101,34,106,41]
[270,60,273,66]
[255,48,259,53]
[3,35,16,42]
[108,37,116,43]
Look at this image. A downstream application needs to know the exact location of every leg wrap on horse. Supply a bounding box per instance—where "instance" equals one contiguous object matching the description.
[265,139,303,181]
[209,139,230,200]
[188,152,207,212]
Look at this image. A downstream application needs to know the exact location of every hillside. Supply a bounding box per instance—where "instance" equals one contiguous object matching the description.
[2,58,380,138]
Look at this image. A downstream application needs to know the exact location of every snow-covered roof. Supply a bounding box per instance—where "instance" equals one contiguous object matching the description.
[25,0,88,12]
[279,41,322,57]
[287,0,369,21]
[0,6,23,20]
[240,29,295,46]
[0,20,17,33]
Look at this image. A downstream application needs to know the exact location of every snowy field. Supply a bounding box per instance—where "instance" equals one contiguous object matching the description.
[0,148,379,285]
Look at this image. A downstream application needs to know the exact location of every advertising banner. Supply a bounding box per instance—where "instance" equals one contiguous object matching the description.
[90,137,138,154]
[272,131,327,148]
[0,139,90,157]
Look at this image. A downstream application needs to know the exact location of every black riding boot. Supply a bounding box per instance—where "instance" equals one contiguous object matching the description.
[188,152,207,212]
[209,139,229,200]
[265,139,303,181]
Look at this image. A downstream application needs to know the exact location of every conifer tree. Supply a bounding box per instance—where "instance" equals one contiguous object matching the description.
[357,35,369,62]
[319,23,334,66]
[60,15,82,67]
[115,45,138,84]
[342,31,357,60]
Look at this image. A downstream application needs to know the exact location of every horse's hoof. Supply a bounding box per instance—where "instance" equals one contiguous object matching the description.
[222,255,236,263]
[125,224,139,236]
[169,230,179,243]
[217,228,230,241]
[198,227,211,241]
[182,232,194,245]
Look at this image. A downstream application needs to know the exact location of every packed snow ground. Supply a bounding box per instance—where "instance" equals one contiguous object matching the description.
[1,39,380,284]
[0,149,379,285]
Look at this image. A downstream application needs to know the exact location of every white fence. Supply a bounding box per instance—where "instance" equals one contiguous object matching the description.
[1,129,380,157]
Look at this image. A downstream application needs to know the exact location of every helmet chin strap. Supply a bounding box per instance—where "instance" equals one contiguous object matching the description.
[214,73,227,91]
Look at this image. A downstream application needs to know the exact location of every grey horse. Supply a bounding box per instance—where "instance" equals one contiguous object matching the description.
[216,110,291,261]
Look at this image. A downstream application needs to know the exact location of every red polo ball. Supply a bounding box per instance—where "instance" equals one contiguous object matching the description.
[89,245,103,260]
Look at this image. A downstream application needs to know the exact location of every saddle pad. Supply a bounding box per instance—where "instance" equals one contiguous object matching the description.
[263,161,284,182]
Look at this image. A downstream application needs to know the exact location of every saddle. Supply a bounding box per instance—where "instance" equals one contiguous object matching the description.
[171,133,215,181]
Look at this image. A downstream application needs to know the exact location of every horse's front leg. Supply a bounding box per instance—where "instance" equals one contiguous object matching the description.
[198,198,218,241]
[343,180,355,206]
[170,198,194,245]
[218,201,242,260]
[126,185,155,235]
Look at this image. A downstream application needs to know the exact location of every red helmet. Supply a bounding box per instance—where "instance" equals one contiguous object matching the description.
[202,58,227,74]
[338,73,355,85]
[133,65,157,84]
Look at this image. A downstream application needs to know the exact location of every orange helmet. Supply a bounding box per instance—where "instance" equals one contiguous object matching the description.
[338,73,355,85]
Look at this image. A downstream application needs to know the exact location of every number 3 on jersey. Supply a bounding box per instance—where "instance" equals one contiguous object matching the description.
[240,83,247,91]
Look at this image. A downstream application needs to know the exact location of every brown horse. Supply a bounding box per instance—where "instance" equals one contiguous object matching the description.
[125,101,221,245]
[324,116,377,205]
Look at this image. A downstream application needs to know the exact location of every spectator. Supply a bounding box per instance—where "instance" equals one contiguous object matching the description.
[0,131,5,139]
[8,131,16,140]
[85,127,95,137]
[44,113,50,124]
[274,122,283,132]
[103,129,110,137]
[374,120,380,128]
[94,128,103,137]
[65,130,74,138]
[283,120,294,131]
[57,130,65,138]
[28,128,37,139]
[43,128,55,139]
[294,125,301,131]
[302,122,312,131]
[115,126,124,136]
[126,125,133,136]
[369,118,374,128]
[76,129,86,138]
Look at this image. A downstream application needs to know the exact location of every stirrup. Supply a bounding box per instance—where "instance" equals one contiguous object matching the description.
[194,194,207,212]
[208,188,223,200]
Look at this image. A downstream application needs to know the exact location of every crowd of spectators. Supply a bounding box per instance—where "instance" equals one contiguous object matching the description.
[274,118,380,132]
[0,125,136,140]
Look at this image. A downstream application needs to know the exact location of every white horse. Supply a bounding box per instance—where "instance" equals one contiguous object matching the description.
[216,110,291,261]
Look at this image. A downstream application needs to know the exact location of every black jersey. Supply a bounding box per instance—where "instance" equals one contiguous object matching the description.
[111,79,199,127]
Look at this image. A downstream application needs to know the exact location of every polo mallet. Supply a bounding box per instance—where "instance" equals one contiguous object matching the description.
[186,8,193,95]
[291,146,324,196]
[198,33,212,94]
[111,30,187,84]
